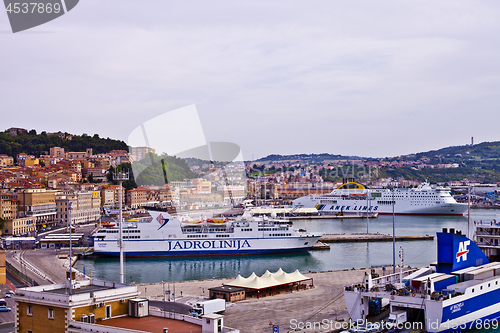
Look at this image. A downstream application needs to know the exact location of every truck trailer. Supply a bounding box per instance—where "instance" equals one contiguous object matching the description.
[189,299,226,318]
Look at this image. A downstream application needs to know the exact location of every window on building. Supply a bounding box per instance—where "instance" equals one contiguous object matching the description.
[27,305,32,316]
[48,308,54,319]
[106,305,111,319]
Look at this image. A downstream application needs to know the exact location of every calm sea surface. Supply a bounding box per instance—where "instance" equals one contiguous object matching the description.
[74,209,500,284]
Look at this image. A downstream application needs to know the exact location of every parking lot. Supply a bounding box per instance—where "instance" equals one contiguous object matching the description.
[0,284,16,324]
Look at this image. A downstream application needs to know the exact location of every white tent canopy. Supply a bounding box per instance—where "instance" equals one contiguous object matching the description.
[225,268,312,290]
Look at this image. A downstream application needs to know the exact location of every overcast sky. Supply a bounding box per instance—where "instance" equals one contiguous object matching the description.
[1,1,500,160]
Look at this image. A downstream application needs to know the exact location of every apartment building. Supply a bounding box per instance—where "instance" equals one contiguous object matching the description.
[100,185,125,208]
[126,188,149,208]
[0,191,18,220]
[55,191,101,225]
[2,217,36,236]
[129,146,155,161]
[192,178,212,194]
[0,155,14,166]
[217,185,246,203]
[0,191,36,236]
[49,146,65,158]
[16,188,57,228]
[16,153,37,167]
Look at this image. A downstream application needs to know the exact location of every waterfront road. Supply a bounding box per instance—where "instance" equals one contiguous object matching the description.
[18,249,75,284]
[6,249,82,286]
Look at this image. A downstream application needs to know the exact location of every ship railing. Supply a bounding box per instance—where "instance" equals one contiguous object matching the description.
[371,268,418,285]
[477,238,493,246]
[289,205,303,215]
[475,221,500,227]
[476,230,500,236]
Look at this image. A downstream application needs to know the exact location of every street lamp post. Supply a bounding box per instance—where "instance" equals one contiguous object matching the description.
[366,179,370,234]
[392,186,396,274]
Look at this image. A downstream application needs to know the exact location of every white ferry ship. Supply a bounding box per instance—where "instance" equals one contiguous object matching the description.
[93,209,322,256]
[344,230,500,332]
[292,182,467,216]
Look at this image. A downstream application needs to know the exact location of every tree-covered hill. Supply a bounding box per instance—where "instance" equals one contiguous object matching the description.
[255,153,364,163]
[0,129,127,158]
[396,141,500,162]
[132,153,197,186]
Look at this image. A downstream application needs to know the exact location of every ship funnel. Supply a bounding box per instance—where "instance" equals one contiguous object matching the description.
[436,232,489,274]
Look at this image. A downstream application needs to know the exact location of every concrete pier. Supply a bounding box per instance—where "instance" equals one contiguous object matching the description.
[320,233,434,243]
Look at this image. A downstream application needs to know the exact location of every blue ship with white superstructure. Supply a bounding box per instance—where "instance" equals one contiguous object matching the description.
[93,209,322,257]
[344,229,500,332]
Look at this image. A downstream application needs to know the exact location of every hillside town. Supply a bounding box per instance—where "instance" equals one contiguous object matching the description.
[1,128,500,238]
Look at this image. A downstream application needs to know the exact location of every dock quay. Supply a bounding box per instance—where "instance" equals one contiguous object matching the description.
[310,241,331,250]
[214,207,379,220]
[319,233,434,243]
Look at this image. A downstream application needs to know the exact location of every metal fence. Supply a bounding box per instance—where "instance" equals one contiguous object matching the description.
[5,261,39,287]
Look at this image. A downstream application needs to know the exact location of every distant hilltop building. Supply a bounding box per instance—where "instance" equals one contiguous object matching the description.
[46,131,67,139]
[66,148,93,160]
[129,146,156,161]
[6,127,27,135]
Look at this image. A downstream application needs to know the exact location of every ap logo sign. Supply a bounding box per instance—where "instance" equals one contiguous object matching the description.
[456,240,470,263]
[3,0,79,33]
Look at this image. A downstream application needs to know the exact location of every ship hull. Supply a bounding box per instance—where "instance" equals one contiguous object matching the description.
[94,236,321,257]
[93,247,313,257]
[432,287,500,332]
[295,197,467,216]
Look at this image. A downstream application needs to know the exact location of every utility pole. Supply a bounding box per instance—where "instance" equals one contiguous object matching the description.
[113,170,129,284]
[68,199,73,293]
[468,182,472,239]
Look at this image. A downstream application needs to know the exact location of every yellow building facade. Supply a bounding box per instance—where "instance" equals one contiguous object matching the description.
[14,280,139,333]
[0,250,6,284]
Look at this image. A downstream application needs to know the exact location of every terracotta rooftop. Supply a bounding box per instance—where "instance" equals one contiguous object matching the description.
[96,315,202,333]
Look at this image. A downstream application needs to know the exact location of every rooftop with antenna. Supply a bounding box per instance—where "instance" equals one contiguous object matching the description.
[112,170,130,181]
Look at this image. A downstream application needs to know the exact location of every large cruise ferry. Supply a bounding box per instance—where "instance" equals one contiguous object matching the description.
[292,182,467,216]
[93,209,322,256]
[344,230,500,332]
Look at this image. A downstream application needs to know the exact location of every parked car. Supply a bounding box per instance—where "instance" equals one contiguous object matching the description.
[0,306,11,312]
[6,290,15,295]
[4,294,11,298]
[340,329,356,333]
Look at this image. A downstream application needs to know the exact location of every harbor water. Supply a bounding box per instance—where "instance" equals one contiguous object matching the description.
[74,209,500,284]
